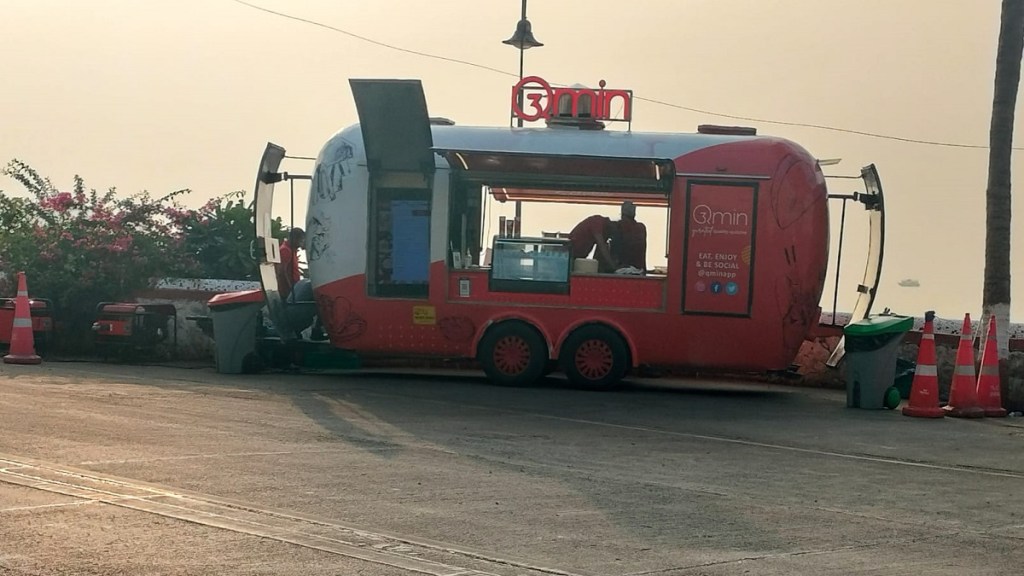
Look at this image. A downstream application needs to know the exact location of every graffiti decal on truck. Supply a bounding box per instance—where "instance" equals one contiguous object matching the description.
[771,158,825,230]
[439,316,475,343]
[774,275,818,354]
[311,141,354,206]
[307,215,330,262]
[316,293,367,343]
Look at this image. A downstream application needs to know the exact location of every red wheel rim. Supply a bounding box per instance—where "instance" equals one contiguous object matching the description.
[493,335,531,375]
[575,339,614,380]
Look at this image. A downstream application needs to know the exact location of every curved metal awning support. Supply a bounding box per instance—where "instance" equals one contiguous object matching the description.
[826,163,886,368]
[252,142,294,341]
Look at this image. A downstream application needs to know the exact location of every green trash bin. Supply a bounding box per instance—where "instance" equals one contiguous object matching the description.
[893,357,917,399]
[843,314,914,409]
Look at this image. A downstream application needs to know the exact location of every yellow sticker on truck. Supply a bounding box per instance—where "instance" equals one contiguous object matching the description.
[413,305,436,325]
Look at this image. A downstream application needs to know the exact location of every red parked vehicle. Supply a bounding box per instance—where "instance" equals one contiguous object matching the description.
[0,297,54,354]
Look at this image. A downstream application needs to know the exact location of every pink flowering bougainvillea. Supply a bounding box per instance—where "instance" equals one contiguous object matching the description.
[0,160,283,351]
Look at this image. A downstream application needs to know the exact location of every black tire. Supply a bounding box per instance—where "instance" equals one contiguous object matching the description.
[478,322,548,387]
[560,325,630,390]
[542,360,558,376]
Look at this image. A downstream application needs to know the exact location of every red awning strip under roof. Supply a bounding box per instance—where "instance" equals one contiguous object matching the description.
[490,188,668,207]
[438,150,675,194]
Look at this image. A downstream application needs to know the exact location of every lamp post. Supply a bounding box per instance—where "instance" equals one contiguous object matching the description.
[502,0,543,227]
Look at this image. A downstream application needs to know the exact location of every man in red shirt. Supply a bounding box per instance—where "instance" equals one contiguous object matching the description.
[568,214,618,273]
[276,227,305,300]
[611,201,647,271]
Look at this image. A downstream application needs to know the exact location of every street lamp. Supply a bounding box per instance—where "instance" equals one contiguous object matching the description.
[503,0,543,228]
[503,0,543,129]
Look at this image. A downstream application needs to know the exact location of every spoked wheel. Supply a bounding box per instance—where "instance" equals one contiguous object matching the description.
[478,322,547,387]
[561,325,630,390]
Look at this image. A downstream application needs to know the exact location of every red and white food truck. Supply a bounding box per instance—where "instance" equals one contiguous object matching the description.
[251,79,884,388]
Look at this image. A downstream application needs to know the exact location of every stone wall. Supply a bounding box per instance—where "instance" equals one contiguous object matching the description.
[798,313,1024,410]
[895,338,1024,412]
[132,278,261,360]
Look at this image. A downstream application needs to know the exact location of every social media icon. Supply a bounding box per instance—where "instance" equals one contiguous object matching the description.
[710,281,722,294]
[695,281,707,293]
[725,282,739,296]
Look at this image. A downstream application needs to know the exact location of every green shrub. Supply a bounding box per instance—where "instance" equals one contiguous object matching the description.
[0,160,284,352]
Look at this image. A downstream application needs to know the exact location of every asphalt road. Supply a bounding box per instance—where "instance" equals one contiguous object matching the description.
[1,361,1023,575]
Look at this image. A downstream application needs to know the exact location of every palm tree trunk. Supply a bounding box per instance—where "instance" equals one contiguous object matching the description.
[984,0,1024,409]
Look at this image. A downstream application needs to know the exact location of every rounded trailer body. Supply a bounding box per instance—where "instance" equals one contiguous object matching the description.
[252,80,881,387]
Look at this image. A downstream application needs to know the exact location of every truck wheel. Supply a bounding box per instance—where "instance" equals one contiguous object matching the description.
[561,325,629,390]
[478,322,547,387]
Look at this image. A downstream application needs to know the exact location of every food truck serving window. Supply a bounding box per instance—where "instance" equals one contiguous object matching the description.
[438,149,674,294]
[435,150,675,194]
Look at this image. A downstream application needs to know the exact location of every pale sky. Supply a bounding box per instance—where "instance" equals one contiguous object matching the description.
[2,0,1021,320]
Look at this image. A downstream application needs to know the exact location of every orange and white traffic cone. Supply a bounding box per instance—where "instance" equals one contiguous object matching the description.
[3,272,42,365]
[902,311,945,418]
[943,313,984,418]
[976,314,1007,417]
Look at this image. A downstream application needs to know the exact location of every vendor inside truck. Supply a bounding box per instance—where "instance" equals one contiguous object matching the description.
[568,214,619,273]
[611,200,647,272]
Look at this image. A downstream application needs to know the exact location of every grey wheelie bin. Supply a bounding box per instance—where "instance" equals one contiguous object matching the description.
[843,314,914,409]
[207,289,265,374]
